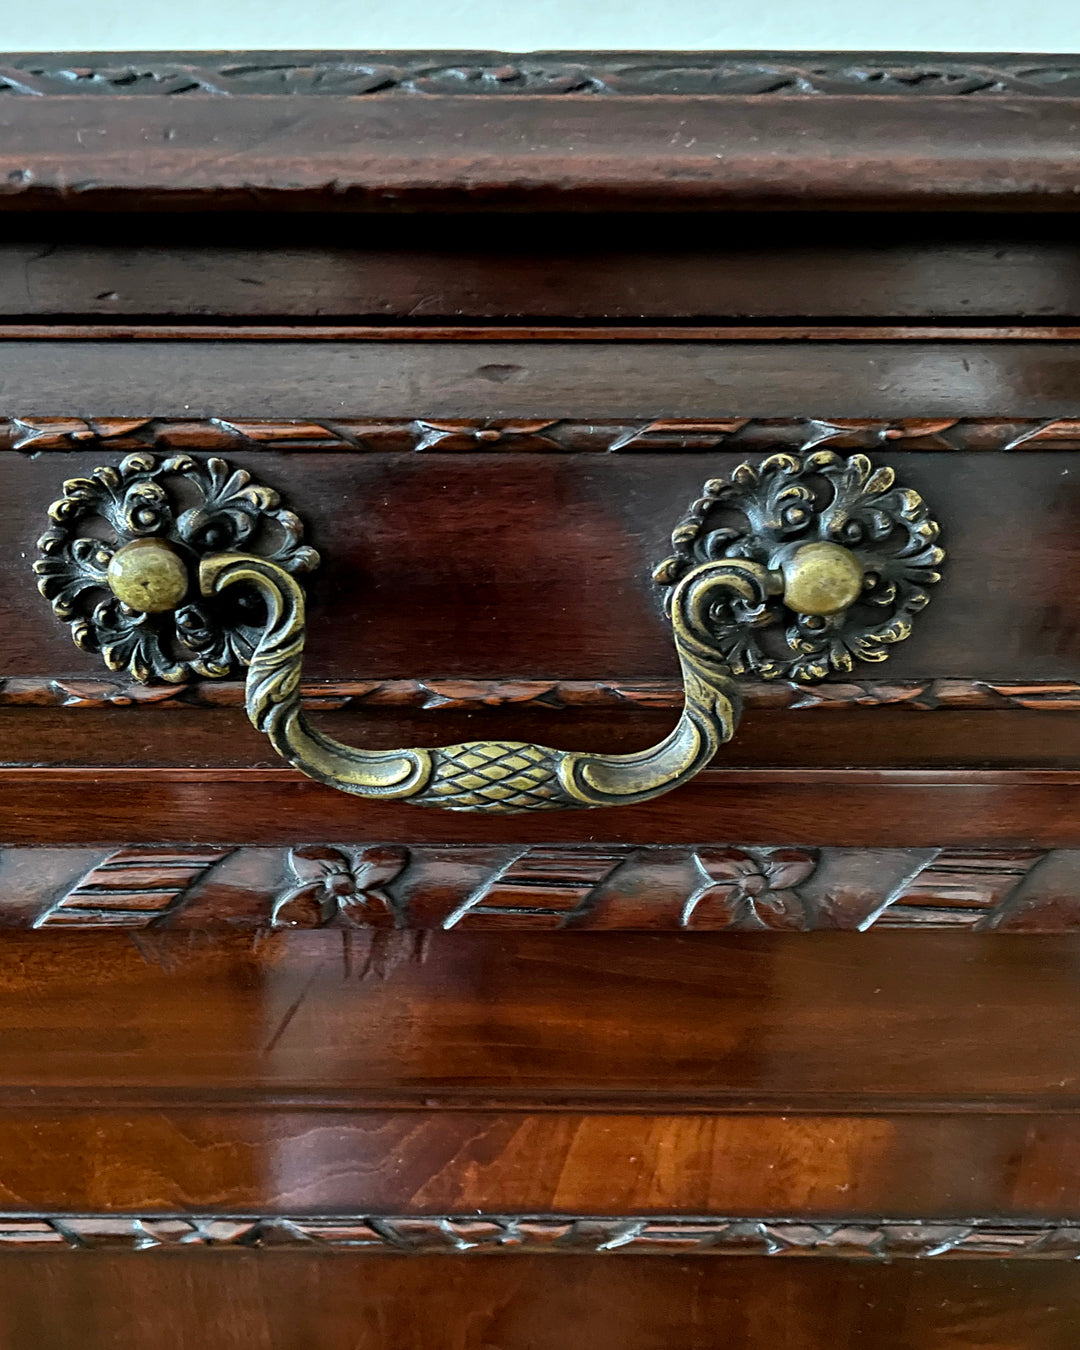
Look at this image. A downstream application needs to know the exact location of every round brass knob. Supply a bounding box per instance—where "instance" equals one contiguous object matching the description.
[780,541,864,617]
[107,538,189,613]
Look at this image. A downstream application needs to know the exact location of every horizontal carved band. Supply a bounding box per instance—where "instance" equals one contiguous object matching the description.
[5,416,1080,455]
[17,843,1066,931]
[4,676,1080,713]
[1,1214,1078,1257]
[3,54,1080,99]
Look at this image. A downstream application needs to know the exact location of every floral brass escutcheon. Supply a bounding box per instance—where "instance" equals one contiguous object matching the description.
[652,451,944,682]
[34,453,319,683]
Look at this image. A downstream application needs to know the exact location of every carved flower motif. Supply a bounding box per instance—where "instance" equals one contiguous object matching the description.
[272,845,409,928]
[683,847,817,930]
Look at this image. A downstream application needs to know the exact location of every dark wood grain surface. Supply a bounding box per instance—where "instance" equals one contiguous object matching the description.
[5,339,1080,416]
[7,704,1080,770]
[0,1109,1078,1217]
[0,920,1075,1303]
[6,49,1080,1341]
[0,929,1069,1112]
[0,930,1073,1219]
[2,86,1080,214]
[9,767,1080,846]
[2,1254,1077,1350]
[8,447,1080,682]
[6,215,1080,320]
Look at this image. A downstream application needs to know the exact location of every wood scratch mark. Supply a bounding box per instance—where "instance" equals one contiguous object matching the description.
[261,961,323,1056]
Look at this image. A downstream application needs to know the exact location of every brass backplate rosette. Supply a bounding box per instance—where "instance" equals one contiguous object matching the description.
[34,453,318,683]
[653,451,944,682]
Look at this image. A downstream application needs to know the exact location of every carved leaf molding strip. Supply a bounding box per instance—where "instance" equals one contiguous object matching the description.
[4,676,1080,713]
[24,844,1058,931]
[1,55,1080,98]
[2,1214,1079,1256]
[6,415,1080,455]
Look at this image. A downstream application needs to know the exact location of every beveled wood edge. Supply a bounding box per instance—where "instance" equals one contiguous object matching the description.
[3,51,1080,98]
[2,326,1080,341]
[4,676,1078,713]
[3,60,1080,213]
[0,1213,1075,1257]
[5,415,1077,455]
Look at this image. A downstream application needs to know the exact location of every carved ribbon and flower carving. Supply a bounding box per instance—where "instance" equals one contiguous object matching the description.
[271,845,409,928]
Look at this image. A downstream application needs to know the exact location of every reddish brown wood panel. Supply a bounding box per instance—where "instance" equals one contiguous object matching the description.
[8,447,1080,684]
[0,843,1067,932]
[6,217,1080,320]
[7,767,1080,847]
[4,703,1080,776]
[0,929,1073,1112]
[4,340,1080,417]
[0,930,1077,1223]
[3,88,1080,214]
[0,1108,1078,1217]
[0,1253,1074,1350]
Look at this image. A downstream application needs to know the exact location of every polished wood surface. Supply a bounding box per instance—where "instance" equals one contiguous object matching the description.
[4,47,1080,1345]
[4,339,1080,417]
[3,1254,1077,1350]
[6,214,1080,321]
[3,57,1080,214]
[7,703,1080,770]
[0,930,1066,1112]
[0,1107,1079,1215]
[0,931,1069,1216]
[10,767,1080,846]
[7,446,1080,681]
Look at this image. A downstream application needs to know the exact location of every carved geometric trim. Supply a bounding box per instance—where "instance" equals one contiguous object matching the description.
[439,847,630,929]
[4,844,1063,932]
[5,415,1080,455]
[34,848,232,928]
[3,55,1080,98]
[2,675,1080,714]
[2,1214,1080,1256]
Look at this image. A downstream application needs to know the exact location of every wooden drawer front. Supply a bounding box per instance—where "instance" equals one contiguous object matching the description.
[9,51,1080,1347]
[1,334,1080,857]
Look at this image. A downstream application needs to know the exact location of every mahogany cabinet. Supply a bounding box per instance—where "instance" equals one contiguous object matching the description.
[2,48,1080,1348]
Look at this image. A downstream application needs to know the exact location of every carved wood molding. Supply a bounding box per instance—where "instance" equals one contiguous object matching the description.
[2,54,1080,99]
[6,415,1080,455]
[14,843,1064,931]
[33,847,233,928]
[3,1213,1079,1256]
[4,676,1079,714]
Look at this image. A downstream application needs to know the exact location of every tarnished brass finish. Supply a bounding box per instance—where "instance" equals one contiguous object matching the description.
[780,542,864,617]
[33,452,318,683]
[197,446,942,814]
[654,451,944,683]
[106,539,189,614]
[38,449,943,813]
[199,552,765,813]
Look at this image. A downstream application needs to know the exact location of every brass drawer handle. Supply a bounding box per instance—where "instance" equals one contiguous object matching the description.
[199,551,765,811]
[37,450,942,814]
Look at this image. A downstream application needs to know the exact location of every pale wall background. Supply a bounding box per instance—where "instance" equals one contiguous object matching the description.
[1,0,1076,54]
